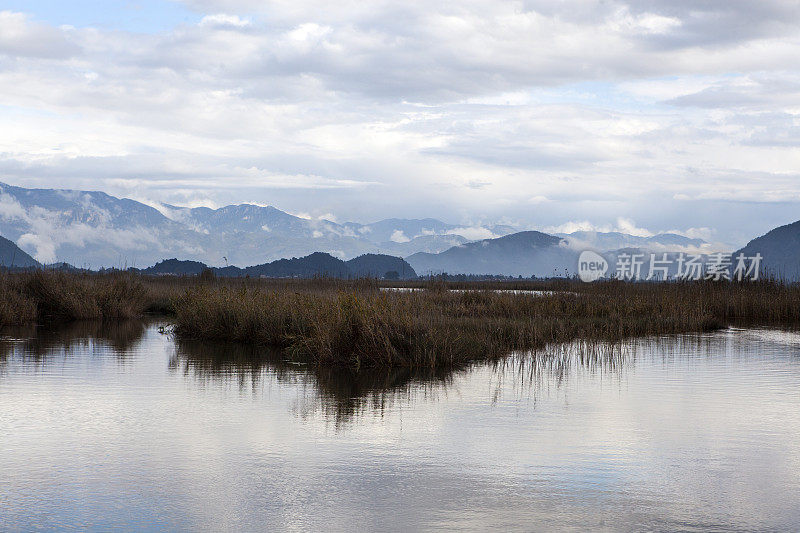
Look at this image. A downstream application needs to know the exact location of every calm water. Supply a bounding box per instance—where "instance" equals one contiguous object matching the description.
[2,322,800,531]
[379,287,558,295]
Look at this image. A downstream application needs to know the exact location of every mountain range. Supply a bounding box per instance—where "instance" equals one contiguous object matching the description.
[0,182,510,268]
[408,231,573,277]
[2,181,798,280]
[557,231,707,252]
[142,253,416,279]
[406,230,714,277]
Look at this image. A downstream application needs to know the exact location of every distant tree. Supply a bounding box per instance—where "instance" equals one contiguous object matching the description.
[384,270,400,280]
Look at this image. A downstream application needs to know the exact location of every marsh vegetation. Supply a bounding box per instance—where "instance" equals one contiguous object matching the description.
[1,270,798,369]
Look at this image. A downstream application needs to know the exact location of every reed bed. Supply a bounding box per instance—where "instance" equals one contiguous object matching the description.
[1,270,799,369]
[0,270,149,325]
[172,279,800,369]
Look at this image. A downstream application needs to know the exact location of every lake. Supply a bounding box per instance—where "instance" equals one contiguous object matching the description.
[379,287,559,295]
[1,321,799,531]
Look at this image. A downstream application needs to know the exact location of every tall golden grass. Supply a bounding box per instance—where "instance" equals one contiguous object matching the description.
[172,278,800,369]
[1,271,798,369]
[0,270,149,325]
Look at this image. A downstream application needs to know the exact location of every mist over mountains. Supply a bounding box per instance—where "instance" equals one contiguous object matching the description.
[6,181,798,280]
[405,231,714,277]
[0,182,511,268]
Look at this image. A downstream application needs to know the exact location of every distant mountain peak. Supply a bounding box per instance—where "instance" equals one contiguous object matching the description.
[407,230,571,277]
[734,219,800,280]
[559,230,707,251]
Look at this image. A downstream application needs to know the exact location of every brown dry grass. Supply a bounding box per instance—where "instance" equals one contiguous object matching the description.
[1,271,798,369]
[172,278,800,369]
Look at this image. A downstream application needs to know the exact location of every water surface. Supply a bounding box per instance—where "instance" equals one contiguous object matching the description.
[1,322,799,531]
[379,287,558,295]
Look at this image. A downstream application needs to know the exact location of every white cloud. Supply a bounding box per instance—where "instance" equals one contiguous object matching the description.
[541,220,613,234]
[543,218,653,237]
[447,226,498,241]
[2,2,800,243]
[614,217,653,237]
[17,232,56,263]
[390,230,409,243]
[199,14,252,28]
[605,8,681,36]
[0,11,79,58]
[0,193,29,221]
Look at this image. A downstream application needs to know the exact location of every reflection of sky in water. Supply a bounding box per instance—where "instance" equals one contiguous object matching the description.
[1,323,799,530]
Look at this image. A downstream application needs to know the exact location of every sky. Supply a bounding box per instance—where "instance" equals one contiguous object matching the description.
[1,1,800,247]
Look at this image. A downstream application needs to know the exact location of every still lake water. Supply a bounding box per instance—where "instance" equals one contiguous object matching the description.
[1,321,799,531]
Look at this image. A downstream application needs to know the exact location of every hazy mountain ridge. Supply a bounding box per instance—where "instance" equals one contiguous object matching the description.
[407,231,577,277]
[734,220,800,281]
[406,232,725,279]
[0,182,207,268]
[142,253,417,279]
[9,181,790,281]
[0,182,501,268]
[559,231,708,252]
[377,234,470,256]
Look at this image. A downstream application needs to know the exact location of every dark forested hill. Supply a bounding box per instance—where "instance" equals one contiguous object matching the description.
[346,254,416,279]
[407,231,576,277]
[734,220,800,281]
[0,235,39,269]
[137,252,416,279]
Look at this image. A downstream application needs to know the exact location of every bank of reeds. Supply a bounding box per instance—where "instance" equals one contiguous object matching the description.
[172,279,800,369]
[0,270,150,326]
[1,270,799,369]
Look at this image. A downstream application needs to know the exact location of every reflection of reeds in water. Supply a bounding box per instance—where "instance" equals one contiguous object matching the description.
[487,340,634,406]
[172,337,462,427]
[177,334,730,426]
[0,319,147,363]
[486,329,781,407]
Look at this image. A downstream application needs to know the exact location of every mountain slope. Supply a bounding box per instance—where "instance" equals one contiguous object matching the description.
[244,252,351,278]
[346,254,417,279]
[143,258,208,276]
[0,235,39,268]
[734,220,800,281]
[560,231,707,251]
[138,252,416,279]
[0,182,495,267]
[0,182,204,268]
[407,231,576,277]
[344,218,457,243]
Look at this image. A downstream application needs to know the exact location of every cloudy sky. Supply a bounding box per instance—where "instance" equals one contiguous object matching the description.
[2,1,800,246]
